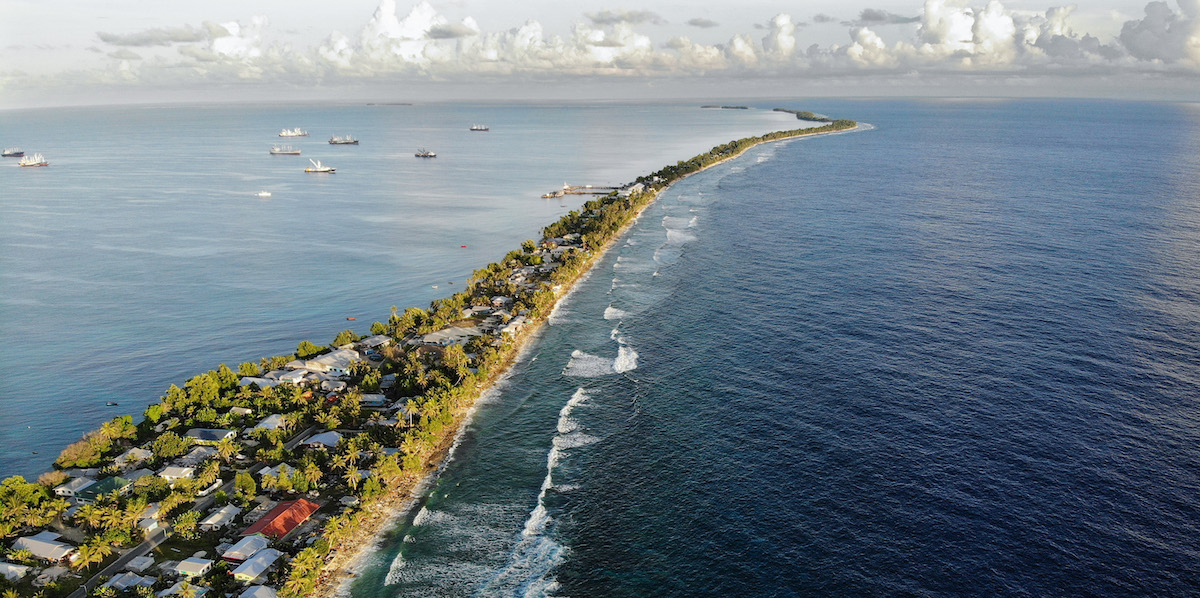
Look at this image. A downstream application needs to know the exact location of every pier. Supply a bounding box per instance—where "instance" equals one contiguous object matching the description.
[542,184,619,198]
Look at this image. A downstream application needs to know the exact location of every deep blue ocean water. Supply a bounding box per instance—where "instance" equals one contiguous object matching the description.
[6,99,1200,597]
[346,99,1200,597]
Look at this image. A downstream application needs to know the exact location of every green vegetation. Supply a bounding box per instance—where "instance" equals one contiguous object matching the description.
[773,107,833,122]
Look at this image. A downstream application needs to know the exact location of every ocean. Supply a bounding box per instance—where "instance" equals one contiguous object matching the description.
[7,99,1200,597]
[345,99,1200,597]
[0,101,790,477]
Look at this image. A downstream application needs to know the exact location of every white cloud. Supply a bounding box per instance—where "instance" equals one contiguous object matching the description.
[49,0,1200,97]
[1119,0,1200,63]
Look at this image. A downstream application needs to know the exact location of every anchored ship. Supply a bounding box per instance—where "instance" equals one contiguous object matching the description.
[18,153,48,167]
[415,148,437,158]
[279,128,309,137]
[329,135,359,145]
[270,145,301,155]
[304,159,335,173]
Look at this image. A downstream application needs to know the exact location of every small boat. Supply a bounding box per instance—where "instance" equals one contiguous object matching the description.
[415,148,437,158]
[255,190,272,198]
[346,317,356,321]
[305,159,335,173]
[18,153,48,167]
[279,128,309,137]
[270,145,301,155]
[432,285,438,289]
[329,135,359,145]
[106,401,118,406]
[2,148,24,157]
[469,124,489,131]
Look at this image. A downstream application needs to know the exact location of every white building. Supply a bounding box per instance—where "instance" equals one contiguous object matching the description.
[304,348,361,376]
[12,531,76,563]
[175,557,213,578]
[239,586,278,598]
[0,562,31,582]
[232,548,283,582]
[54,476,95,498]
[199,504,242,532]
[222,534,270,563]
[253,414,287,432]
[158,466,195,484]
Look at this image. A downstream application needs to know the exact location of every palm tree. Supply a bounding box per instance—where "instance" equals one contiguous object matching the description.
[76,503,104,531]
[342,468,361,492]
[303,462,323,488]
[215,437,239,462]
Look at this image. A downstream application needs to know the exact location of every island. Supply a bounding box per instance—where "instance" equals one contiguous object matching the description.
[773,107,833,122]
[0,114,858,598]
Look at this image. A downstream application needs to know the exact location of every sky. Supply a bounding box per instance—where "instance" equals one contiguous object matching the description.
[2,0,1199,108]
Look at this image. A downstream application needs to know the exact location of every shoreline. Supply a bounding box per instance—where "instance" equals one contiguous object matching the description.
[0,113,859,598]
[309,119,865,597]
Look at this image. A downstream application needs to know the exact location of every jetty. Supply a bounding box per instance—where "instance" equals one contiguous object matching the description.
[541,184,619,198]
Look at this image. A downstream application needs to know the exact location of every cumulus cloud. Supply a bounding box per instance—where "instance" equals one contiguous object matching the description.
[1119,0,1200,63]
[687,18,720,29]
[429,22,481,39]
[97,25,216,47]
[586,9,666,26]
[75,0,1200,94]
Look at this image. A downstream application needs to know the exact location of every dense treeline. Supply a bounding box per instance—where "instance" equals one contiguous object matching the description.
[773,108,833,122]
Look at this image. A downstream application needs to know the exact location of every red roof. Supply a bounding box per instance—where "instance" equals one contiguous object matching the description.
[240,499,320,540]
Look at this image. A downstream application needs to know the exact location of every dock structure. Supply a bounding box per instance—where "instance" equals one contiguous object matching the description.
[541,184,619,198]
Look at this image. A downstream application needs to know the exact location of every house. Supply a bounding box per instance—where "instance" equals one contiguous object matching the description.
[12,531,77,563]
[229,406,254,417]
[125,555,155,572]
[239,586,278,598]
[359,334,393,349]
[491,296,514,308]
[0,561,32,582]
[184,428,236,444]
[239,377,283,389]
[277,370,310,385]
[231,548,283,582]
[301,431,342,450]
[240,499,321,540]
[54,476,95,498]
[124,468,155,483]
[158,581,210,597]
[420,326,481,346]
[158,466,195,484]
[175,557,213,578]
[76,476,132,504]
[222,534,270,563]
[177,446,218,467]
[360,394,388,409]
[253,414,287,432]
[199,504,242,532]
[321,380,348,393]
[113,447,153,469]
[102,571,155,591]
[303,348,361,376]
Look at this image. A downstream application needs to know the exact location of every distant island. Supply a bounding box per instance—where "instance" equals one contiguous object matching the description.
[0,113,857,598]
[773,108,832,122]
[701,105,751,110]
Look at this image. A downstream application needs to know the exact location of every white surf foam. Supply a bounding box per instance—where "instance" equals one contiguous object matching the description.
[604,305,628,320]
[613,345,639,373]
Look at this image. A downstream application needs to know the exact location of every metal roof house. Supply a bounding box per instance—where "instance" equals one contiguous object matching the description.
[11,531,77,563]
[239,499,320,540]
[76,476,132,504]
[222,534,270,563]
[231,548,283,582]
[184,428,236,444]
[200,504,242,532]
